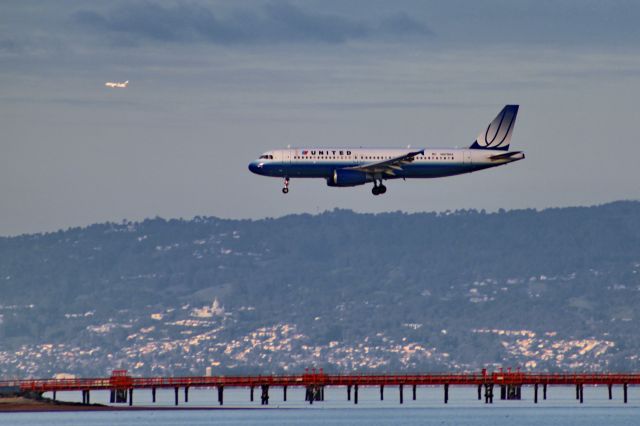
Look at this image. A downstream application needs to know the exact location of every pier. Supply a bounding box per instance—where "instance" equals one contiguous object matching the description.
[2,369,637,406]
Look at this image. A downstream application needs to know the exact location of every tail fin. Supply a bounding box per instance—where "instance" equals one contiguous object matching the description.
[470,105,519,151]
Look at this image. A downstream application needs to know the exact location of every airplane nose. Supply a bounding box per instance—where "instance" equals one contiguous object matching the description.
[248,161,261,174]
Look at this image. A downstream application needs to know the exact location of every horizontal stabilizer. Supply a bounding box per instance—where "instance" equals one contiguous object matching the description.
[489,151,525,161]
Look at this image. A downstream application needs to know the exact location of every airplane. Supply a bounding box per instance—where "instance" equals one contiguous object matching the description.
[105,80,129,88]
[248,105,524,195]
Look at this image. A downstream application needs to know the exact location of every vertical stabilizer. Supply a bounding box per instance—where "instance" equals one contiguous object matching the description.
[470,105,519,151]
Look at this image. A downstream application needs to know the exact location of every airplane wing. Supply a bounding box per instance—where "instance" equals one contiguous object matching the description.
[346,149,425,176]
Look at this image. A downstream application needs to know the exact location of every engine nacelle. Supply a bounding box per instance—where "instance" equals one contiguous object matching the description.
[327,169,370,187]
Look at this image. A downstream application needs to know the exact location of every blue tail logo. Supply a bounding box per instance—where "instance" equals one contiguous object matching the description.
[470,105,519,151]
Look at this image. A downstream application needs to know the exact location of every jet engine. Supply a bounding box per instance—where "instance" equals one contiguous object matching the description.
[326,169,370,187]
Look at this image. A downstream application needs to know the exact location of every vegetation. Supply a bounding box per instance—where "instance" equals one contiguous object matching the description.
[0,201,639,376]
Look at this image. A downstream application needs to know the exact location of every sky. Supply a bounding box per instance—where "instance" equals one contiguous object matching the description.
[1,0,639,236]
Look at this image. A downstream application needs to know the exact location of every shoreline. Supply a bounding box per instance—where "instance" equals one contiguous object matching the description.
[0,396,295,412]
[0,396,108,412]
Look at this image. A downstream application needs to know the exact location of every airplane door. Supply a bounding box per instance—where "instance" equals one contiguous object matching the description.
[463,150,472,164]
[280,149,292,176]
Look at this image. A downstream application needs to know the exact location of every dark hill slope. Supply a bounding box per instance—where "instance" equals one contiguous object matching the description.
[0,201,638,377]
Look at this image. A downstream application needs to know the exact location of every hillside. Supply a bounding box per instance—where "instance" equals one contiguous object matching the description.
[1,201,639,378]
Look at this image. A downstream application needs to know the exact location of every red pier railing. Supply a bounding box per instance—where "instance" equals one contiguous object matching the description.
[7,370,640,392]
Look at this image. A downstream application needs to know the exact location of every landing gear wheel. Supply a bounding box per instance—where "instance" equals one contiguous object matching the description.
[372,180,386,196]
[282,187,289,194]
[282,177,290,194]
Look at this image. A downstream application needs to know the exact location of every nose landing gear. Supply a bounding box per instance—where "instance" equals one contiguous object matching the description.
[371,180,387,196]
[282,177,290,194]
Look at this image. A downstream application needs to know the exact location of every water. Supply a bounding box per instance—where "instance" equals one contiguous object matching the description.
[2,408,640,426]
[2,386,639,425]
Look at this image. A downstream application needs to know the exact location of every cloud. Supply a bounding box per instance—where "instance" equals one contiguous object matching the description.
[73,1,433,45]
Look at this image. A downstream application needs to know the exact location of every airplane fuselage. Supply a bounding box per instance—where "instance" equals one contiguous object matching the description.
[249,147,523,180]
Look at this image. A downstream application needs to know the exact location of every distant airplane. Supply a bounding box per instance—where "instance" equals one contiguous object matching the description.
[249,105,524,195]
[105,80,129,88]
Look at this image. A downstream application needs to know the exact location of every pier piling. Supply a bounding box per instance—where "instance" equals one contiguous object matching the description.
[260,384,269,405]
[484,384,494,404]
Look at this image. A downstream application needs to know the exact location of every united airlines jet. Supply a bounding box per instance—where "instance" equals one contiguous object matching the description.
[105,80,129,88]
[248,105,524,195]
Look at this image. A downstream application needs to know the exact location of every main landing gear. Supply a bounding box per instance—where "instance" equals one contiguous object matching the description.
[371,180,387,196]
[282,177,290,194]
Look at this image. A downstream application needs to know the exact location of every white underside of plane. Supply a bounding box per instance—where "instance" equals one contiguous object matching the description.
[248,105,524,195]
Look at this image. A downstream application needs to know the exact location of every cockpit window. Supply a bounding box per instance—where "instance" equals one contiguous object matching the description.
[259,154,274,160]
